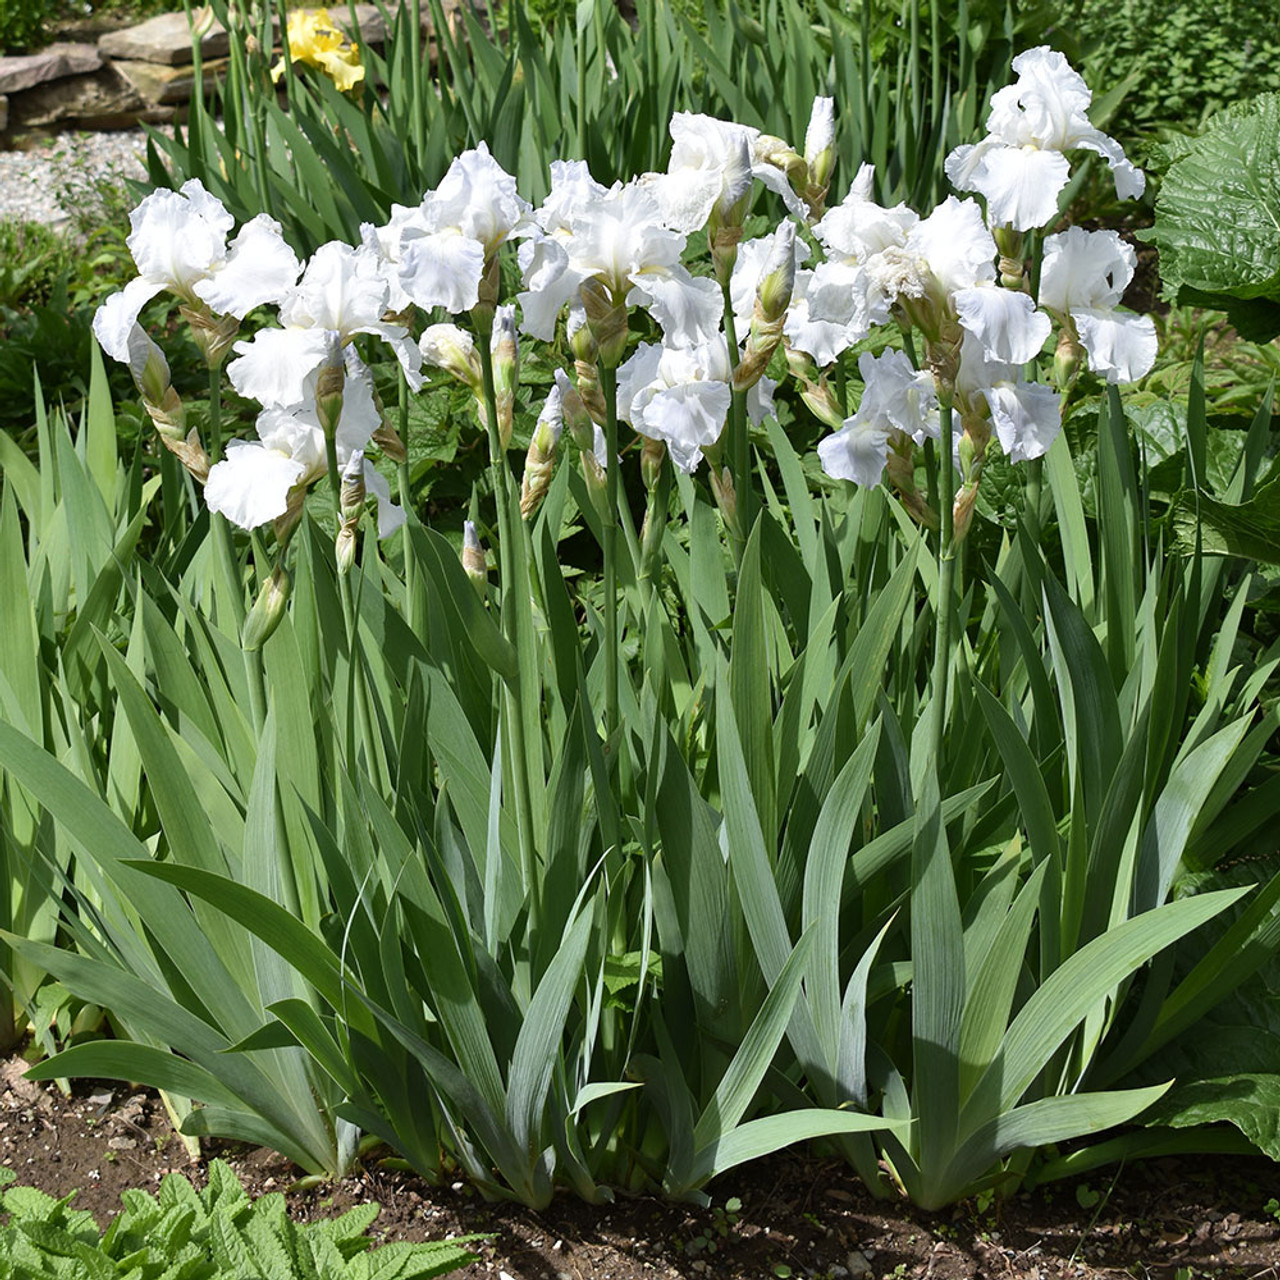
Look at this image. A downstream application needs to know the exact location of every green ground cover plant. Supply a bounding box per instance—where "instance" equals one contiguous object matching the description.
[1068,0,1280,139]
[0,1159,481,1278]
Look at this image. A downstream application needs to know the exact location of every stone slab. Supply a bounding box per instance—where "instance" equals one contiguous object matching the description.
[112,57,227,106]
[98,11,231,65]
[0,42,102,94]
[3,66,145,130]
[98,4,443,67]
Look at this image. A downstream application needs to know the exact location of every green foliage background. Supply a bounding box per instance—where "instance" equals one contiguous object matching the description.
[0,0,57,54]
[1069,0,1280,135]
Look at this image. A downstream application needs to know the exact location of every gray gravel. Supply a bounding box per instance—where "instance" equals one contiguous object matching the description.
[0,128,163,230]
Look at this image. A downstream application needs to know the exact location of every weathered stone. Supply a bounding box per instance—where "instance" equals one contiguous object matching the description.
[4,66,146,131]
[97,3,444,67]
[0,42,103,94]
[112,57,227,106]
[98,12,231,66]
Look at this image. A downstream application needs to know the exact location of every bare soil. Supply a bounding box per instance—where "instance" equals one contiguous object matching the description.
[3,1055,1279,1280]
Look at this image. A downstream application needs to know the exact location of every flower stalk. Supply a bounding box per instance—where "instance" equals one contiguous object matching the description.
[478,330,541,933]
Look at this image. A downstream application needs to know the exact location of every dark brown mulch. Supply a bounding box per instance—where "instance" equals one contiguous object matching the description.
[2,1055,1279,1279]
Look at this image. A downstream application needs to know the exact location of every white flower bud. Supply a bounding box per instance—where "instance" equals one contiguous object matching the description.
[420,324,482,392]
[804,96,835,168]
[462,519,487,593]
[490,305,519,447]
[243,566,291,651]
[521,386,563,519]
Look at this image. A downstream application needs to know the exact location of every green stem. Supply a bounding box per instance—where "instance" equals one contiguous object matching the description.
[243,529,271,736]
[932,399,956,763]
[324,433,383,788]
[600,364,621,742]
[720,279,750,551]
[1025,455,1043,542]
[207,367,245,631]
[397,367,419,624]
[479,335,541,933]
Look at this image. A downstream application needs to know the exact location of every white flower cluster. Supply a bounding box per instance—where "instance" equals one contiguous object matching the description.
[93,46,1155,542]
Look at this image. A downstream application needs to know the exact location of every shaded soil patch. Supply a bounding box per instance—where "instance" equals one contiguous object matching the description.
[3,1055,1279,1279]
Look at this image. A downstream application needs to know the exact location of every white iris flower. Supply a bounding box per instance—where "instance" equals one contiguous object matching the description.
[945,47,1145,231]
[227,241,420,408]
[617,337,773,473]
[518,176,722,347]
[93,178,300,362]
[1039,227,1157,384]
[818,349,939,487]
[205,354,402,534]
[380,143,533,315]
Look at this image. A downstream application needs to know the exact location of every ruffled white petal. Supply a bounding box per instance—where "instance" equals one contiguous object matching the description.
[953,285,1052,365]
[281,241,390,335]
[906,196,996,295]
[783,262,870,367]
[628,268,723,347]
[1039,226,1134,313]
[985,380,1061,463]
[205,440,307,530]
[397,229,485,314]
[517,239,582,340]
[967,146,1070,232]
[817,418,890,488]
[636,381,732,472]
[422,141,532,251]
[92,279,166,364]
[1072,307,1158,383]
[195,214,301,318]
[127,180,232,296]
[857,348,939,440]
[227,327,337,407]
[815,176,917,262]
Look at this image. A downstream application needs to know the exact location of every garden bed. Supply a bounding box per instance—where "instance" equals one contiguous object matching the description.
[4,1057,1278,1280]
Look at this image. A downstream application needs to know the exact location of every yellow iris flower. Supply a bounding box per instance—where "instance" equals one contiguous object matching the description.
[271,8,365,93]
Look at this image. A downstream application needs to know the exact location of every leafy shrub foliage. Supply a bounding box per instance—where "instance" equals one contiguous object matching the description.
[0,0,56,54]
[1070,0,1280,135]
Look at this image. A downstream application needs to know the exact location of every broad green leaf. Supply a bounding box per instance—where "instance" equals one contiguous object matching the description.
[1146,94,1280,337]
[691,927,816,1153]
[960,888,1246,1134]
[941,1084,1170,1202]
[688,1108,900,1186]
[506,906,593,1159]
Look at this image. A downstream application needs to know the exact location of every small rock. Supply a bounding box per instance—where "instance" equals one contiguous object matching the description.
[108,1136,136,1150]
[846,1249,873,1276]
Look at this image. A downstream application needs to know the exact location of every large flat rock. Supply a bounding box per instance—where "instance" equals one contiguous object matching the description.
[0,43,102,94]
[3,65,153,131]
[113,57,227,106]
[98,12,231,65]
[98,4,441,66]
